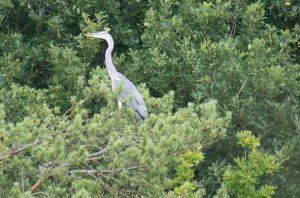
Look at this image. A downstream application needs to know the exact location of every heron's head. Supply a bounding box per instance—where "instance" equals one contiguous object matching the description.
[85,31,111,40]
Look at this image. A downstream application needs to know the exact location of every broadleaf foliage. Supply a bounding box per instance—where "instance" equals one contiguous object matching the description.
[0,0,299,197]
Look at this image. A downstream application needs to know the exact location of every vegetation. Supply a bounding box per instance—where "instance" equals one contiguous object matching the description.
[0,0,299,197]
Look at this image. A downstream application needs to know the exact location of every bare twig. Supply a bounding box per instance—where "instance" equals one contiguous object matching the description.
[69,169,97,174]
[69,165,147,175]
[88,156,106,161]
[94,173,114,194]
[230,14,238,36]
[88,148,107,158]
[236,75,249,98]
[0,139,42,161]
[229,0,240,36]
[32,191,51,198]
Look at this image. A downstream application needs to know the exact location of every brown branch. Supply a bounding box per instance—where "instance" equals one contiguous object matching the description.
[31,162,70,192]
[31,165,55,193]
[31,178,46,192]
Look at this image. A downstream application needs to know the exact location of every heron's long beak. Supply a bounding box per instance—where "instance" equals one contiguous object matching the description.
[85,32,107,40]
[85,33,94,38]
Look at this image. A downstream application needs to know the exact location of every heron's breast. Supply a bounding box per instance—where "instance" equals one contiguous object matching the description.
[112,77,122,90]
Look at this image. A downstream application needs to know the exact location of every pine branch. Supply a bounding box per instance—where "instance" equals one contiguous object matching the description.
[0,139,42,161]
[30,162,70,192]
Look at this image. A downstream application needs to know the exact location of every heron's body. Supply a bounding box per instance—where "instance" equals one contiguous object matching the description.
[113,72,148,121]
[86,31,148,121]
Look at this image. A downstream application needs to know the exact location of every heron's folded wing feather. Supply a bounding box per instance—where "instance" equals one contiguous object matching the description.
[116,73,148,119]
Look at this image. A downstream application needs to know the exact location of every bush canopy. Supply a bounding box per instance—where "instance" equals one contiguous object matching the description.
[0,0,299,197]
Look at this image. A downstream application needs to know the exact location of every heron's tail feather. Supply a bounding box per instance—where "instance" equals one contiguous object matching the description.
[136,105,148,120]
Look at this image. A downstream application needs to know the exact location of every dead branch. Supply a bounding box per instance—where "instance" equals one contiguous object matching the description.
[0,139,42,161]
[30,162,70,192]
[88,148,107,159]
[236,75,249,98]
[32,191,51,198]
[69,165,147,175]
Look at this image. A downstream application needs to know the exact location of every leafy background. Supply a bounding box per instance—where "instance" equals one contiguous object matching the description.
[0,0,299,197]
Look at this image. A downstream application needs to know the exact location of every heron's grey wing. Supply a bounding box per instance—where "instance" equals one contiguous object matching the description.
[116,73,148,119]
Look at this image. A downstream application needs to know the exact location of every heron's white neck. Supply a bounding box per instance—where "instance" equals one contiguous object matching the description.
[105,36,118,80]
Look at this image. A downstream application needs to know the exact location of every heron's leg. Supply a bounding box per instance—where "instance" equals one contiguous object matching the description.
[118,101,122,121]
[118,101,122,109]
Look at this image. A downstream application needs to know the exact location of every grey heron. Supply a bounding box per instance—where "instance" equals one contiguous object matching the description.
[86,31,148,122]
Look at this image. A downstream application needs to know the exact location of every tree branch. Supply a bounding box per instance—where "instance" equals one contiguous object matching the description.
[69,165,147,175]
[31,178,46,192]
[88,148,107,159]
[236,75,249,98]
[0,139,42,161]
[31,162,70,192]
[32,191,51,198]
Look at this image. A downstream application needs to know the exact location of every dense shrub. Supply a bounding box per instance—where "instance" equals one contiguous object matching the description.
[0,0,299,197]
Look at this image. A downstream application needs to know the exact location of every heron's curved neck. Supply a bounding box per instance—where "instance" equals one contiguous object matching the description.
[105,37,118,79]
